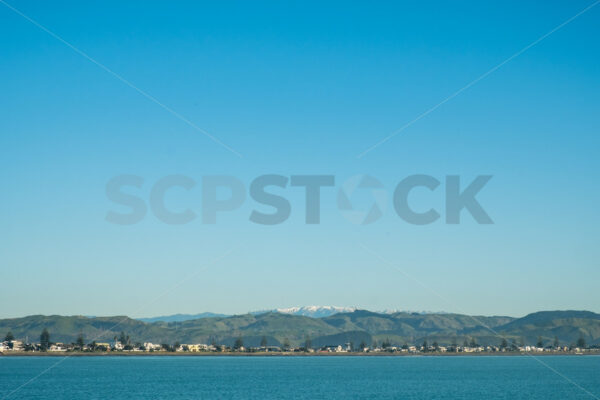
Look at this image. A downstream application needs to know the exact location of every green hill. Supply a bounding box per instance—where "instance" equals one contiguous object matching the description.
[495,311,600,347]
[1,310,598,347]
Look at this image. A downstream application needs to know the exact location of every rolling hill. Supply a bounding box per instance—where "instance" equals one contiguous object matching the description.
[1,310,598,347]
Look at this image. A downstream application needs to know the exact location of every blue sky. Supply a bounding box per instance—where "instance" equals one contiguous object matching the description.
[1,0,599,318]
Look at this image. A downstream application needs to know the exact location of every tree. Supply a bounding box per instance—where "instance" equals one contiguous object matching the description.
[463,339,469,348]
[282,338,291,351]
[76,334,85,349]
[304,336,312,351]
[40,328,50,351]
[500,338,508,350]
[536,336,544,348]
[432,341,439,351]
[422,339,428,352]
[260,336,267,347]
[553,336,560,348]
[359,340,367,350]
[4,331,14,342]
[576,335,586,349]
[119,331,129,345]
[469,338,477,348]
[382,339,391,349]
[234,337,244,350]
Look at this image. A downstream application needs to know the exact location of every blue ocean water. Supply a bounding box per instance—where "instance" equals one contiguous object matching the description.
[0,356,599,399]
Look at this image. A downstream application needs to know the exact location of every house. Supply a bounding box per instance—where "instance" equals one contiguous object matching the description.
[523,346,544,352]
[49,343,68,352]
[251,346,281,352]
[143,342,162,351]
[95,343,111,351]
[321,345,345,353]
[186,344,209,352]
[10,340,24,351]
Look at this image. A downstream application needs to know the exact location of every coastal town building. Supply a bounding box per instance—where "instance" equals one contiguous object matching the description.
[1,336,597,356]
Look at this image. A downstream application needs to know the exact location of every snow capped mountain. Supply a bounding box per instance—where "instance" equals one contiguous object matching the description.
[136,307,446,323]
[275,306,356,318]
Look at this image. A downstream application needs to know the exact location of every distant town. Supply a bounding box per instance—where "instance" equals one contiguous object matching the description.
[1,329,597,356]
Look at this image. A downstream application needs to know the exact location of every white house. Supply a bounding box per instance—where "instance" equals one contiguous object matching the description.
[143,342,162,351]
[49,343,68,352]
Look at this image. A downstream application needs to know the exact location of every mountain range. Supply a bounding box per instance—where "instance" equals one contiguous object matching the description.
[139,306,358,321]
[138,306,440,322]
[138,313,229,323]
[1,309,599,348]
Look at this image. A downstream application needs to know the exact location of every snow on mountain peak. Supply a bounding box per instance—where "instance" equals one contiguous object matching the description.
[275,306,356,318]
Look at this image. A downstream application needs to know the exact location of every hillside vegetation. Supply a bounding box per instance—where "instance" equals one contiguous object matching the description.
[1,310,598,347]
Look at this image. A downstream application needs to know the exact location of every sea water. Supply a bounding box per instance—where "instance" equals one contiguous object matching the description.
[1,355,599,399]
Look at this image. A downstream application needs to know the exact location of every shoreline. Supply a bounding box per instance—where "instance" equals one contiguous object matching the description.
[1,351,596,357]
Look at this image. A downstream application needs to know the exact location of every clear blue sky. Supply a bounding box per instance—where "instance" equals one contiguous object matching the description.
[1,0,599,318]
